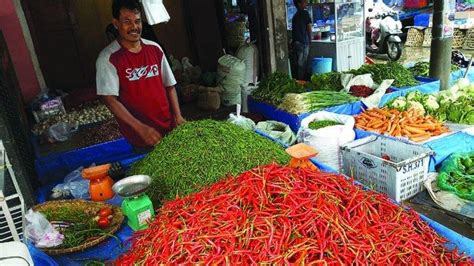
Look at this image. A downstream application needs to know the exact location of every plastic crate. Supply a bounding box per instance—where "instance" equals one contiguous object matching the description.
[340,136,433,202]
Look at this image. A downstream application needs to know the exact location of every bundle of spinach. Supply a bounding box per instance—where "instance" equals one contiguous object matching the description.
[251,72,305,105]
[348,63,418,88]
[309,72,343,91]
[130,120,290,203]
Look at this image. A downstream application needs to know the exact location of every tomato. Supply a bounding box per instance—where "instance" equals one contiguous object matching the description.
[99,207,113,218]
[98,217,111,229]
[382,154,391,161]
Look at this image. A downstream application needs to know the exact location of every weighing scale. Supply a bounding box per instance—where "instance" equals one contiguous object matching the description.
[286,143,319,171]
[112,175,154,231]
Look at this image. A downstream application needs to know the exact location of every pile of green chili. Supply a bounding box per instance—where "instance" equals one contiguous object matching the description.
[130,120,290,203]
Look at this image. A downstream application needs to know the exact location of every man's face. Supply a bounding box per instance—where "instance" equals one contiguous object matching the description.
[113,8,142,43]
[298,0,307,9]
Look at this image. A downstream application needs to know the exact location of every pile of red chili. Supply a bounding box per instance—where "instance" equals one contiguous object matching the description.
[350,85,375,97]
[116,164,472,264]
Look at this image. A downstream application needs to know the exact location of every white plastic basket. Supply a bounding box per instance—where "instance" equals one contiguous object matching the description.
[340,136,433,202]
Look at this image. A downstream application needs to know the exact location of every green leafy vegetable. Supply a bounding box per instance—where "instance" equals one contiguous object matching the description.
[251,72,305,105]
[309,72,343,91]
[308,120,342,130]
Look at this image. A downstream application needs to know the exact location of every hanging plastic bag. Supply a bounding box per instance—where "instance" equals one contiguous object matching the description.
[298,111,355,171]
[47,122,78,142]
[25,210,64,248]
[228,104,255,130]
[256,121,296,146]
[52,166,90,200]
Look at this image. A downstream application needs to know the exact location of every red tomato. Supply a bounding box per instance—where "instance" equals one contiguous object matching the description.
[99,207,113,218]
[98,217,111,229]
[382,154,391,161]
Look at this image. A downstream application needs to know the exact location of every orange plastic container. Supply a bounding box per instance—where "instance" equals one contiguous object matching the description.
[286,143,319,171]
[82,164,115,201]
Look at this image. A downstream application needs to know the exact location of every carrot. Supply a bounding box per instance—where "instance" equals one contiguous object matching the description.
[410,134,432,142]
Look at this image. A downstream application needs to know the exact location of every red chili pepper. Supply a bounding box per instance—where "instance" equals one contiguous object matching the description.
[350,85,375,97]
[116,164,472,265]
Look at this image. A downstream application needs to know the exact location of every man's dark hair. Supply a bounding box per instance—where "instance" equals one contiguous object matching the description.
[293,0,304,7]
[112,0,140,19]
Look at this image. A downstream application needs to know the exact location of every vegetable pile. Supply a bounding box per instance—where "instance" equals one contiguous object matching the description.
[309,72,343,91]
[355,107,449,142]
[40,206,116,249]
[308,120,342,130]
[79,119,122,148]
[386,78,474,125]
[348,63,418,88]
[437,152,474,201]
[130,120,290,202]
[116,164,471,264]
[279,91,359,114]
[251,72,305,105]
[349,85,375,98]
[409,62,460,77]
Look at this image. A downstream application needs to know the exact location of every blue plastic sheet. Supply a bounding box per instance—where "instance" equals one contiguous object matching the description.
[34,138,136,186]
[421,215,474,259]
[248,97,363,132]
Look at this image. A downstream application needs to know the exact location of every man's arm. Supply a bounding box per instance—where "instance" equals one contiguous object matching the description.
[307,23,312,43]
[102,95,162,146]
[166,86,186,125]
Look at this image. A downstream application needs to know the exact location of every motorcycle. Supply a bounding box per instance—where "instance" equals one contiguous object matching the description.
[366,9,403,61]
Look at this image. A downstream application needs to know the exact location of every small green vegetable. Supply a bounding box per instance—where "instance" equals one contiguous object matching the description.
[308,120,342,130]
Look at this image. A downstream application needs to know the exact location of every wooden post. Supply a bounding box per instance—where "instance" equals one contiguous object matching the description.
[261,0,290,75]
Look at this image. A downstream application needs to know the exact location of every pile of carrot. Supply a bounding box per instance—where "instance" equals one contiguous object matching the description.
[355,107,450,142]
[116,164,471,265]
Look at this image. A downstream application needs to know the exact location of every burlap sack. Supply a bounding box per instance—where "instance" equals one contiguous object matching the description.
[197,86,224,111]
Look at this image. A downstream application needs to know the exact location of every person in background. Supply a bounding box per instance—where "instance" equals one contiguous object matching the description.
[96,0,185,151]
[292,0,312,80]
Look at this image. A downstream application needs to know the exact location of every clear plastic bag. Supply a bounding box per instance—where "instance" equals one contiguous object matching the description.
[53,166,90,199]
[47,122,78,142]
[228,104,255,130]
[25,210,64,248]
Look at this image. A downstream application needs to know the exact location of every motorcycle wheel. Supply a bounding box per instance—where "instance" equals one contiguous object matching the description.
[387,41,402,61]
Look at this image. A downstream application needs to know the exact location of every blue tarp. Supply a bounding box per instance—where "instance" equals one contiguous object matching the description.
[34,138,137,186]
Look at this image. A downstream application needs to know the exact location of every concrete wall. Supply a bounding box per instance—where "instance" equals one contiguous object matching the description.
[0,0,42,102]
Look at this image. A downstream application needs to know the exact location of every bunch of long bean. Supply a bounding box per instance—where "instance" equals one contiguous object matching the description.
[129,120,290,203]
[279,91,358,114]
[348,63,418,88]
[116,164,471,264]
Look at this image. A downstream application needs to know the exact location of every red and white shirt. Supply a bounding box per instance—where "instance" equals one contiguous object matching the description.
[96,38,177,147]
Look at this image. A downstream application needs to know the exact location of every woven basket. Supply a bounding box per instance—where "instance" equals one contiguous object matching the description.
[405,28,425,47]
[453,28,466,49]
[463,29,474,50]
[32,199,124,255]
[422,27,432,47]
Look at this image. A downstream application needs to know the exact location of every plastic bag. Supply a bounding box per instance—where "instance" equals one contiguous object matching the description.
[298,111,355,170]
[363,79,394,109]
[52,166,90,199]
[341,73,374,91]
[437,152,474,201]
[25,210,64,248]
[341,74,394,108]
[241,85,257,113]
[228,104,255,130]
[256,121,296,146]
[47,122,78,142]
[425,173,474,218]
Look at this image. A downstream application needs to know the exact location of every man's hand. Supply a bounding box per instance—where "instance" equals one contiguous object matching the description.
[137,124,162,146]
[175,116,187,126]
